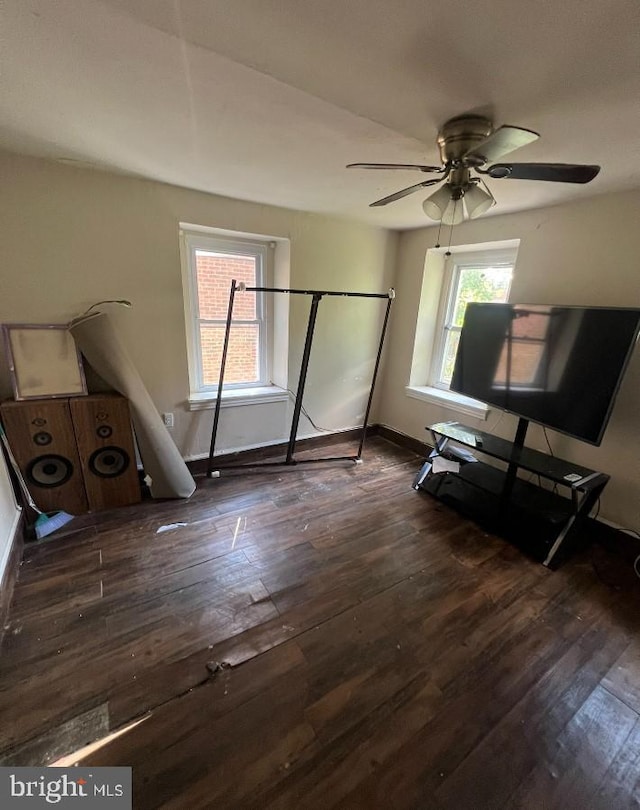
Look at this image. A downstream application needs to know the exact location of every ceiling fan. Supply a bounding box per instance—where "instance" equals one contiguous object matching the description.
[347,114,600,223]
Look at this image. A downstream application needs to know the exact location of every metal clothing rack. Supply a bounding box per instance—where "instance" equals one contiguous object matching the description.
[206,281,395,477]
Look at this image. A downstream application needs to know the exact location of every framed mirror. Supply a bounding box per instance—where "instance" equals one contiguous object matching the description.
[3,324,87,401]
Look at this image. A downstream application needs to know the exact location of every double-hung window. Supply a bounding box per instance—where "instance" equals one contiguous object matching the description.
[182,231,268,394]
[431,250,515,389]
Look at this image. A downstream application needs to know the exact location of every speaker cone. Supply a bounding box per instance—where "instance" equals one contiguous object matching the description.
[33,431,53,446]
[27,455,74,488]
[88,446,130,478]
[96,425,113,439]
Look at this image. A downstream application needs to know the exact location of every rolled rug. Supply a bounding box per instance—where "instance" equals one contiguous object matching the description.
[69,312,195,499]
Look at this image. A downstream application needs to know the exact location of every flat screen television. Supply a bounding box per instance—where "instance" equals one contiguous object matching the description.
[450,304,640,445]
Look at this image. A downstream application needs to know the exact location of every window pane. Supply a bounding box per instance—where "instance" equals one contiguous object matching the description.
[200,324,259,386]
[493,311,551,387]
[451,266,512,327]
[195,251,257,320]
[513,311,550,340]
[494,342,546,386]
[441,330,461,385]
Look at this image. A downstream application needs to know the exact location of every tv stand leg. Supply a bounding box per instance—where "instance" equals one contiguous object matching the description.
[543,478,607,568]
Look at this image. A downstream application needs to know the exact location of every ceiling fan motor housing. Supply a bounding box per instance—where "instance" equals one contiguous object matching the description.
[437,115,494,165]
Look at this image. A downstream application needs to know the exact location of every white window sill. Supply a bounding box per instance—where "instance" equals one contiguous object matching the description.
[187,385,289,411]
[405,385,488,420]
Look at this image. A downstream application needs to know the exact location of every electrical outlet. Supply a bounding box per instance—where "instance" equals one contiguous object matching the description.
[162,412,174,428]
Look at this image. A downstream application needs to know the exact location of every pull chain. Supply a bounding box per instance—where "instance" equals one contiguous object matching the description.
[435,219,444,249]
[445,199,458,257]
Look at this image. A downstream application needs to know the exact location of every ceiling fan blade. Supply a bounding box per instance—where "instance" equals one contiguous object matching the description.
[347,162,443,173]
[486,163,601,183]
[369,178,443,207]
[464,125,539,164]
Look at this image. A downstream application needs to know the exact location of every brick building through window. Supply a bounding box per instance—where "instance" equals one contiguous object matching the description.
[195,252,260,385]
[182,232,268,393]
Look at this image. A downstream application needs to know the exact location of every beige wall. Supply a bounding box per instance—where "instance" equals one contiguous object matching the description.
[0,151,397,460]
[378,189,640,530]
[2,149,637,530]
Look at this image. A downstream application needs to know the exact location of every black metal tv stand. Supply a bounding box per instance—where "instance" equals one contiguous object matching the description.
[416,418,609,568]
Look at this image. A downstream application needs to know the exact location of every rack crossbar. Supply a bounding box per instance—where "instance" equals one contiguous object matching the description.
[240,286,391,299]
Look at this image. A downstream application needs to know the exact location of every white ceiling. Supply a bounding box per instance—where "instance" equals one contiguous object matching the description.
[2,0,639,229]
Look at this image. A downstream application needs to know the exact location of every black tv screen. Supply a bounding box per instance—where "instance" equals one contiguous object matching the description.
[450,304,640,445]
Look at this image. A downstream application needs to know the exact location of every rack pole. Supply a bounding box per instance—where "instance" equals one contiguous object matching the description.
[207,279,236,477]
[357,292,394,459]
[286,292,323,463]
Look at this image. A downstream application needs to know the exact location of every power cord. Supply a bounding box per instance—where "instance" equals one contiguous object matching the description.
[542,426,554,456]
[285,388,332,433]
[80,299,132,316]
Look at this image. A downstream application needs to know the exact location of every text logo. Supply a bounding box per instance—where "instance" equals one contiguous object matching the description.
[1,767,131,808]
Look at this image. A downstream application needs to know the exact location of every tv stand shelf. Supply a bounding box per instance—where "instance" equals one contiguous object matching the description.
[417,420,609,568]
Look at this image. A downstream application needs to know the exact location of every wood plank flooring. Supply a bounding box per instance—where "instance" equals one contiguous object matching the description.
[1,436,639,808]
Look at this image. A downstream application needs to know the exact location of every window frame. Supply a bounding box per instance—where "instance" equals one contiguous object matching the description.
[429,248,516,390]
[181,231,269,394]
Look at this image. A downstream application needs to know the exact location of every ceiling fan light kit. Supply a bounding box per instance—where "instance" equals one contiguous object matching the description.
[422,180,495,223]
[422,184,454,220]
[442,198,464,226]
[463,182,496,219]
[348,114,600,223]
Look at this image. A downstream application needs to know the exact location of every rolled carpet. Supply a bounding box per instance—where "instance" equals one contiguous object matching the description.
[70,312,195,499]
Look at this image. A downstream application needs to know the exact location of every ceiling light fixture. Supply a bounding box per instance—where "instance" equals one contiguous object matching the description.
[422,178,495,225]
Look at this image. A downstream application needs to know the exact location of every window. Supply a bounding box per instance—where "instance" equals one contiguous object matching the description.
[430,250,514,389]
[182,231,269,394]
[406,242,519,420]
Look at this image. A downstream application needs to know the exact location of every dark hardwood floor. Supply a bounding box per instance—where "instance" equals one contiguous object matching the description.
[1,436,639,808]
